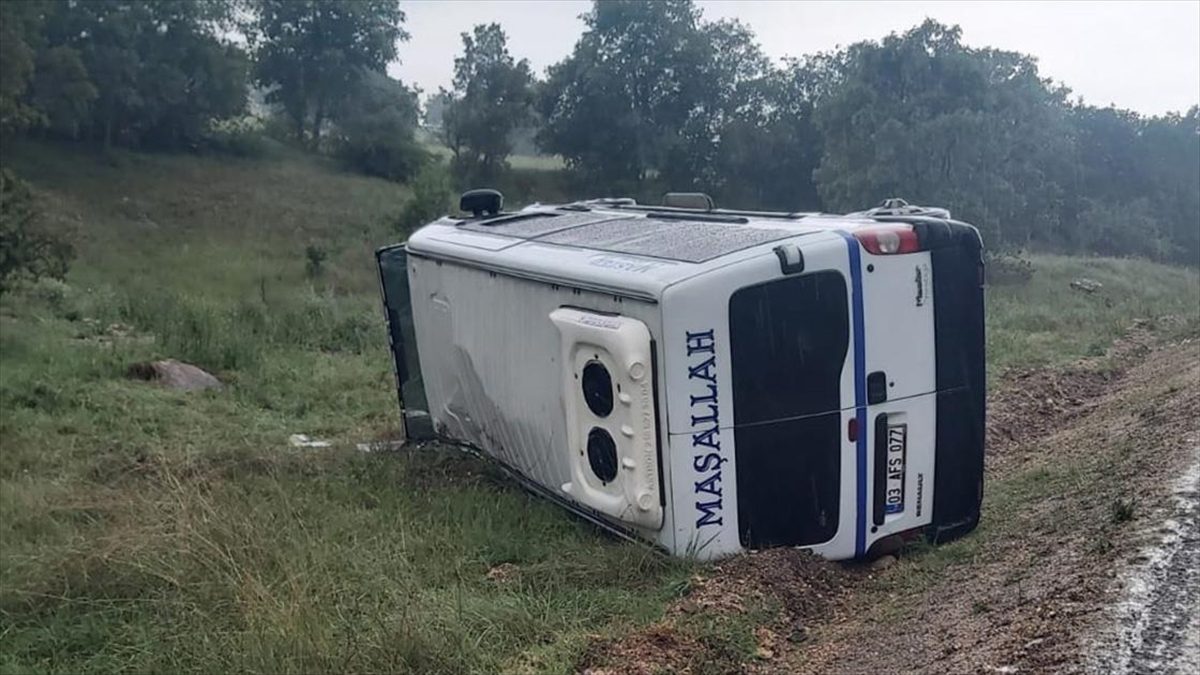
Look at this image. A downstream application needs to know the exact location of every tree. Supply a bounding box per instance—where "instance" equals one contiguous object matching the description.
[649,18,770,193]
[811,20,1075,248]
[330,69,426,181]
[397,163,453,231]
[1070,106,1148,205]
[248,0,407,148]
[26,0,245,149]
[539,0,710,192]
[0,169,73,295]
[30,45,98,137]
[1138,107,1200,264]
[423,90,451,130]
[539,1,782,198]
[707,56,830,210]
[0,0,45,136]
[442,23,534,183]
[1071,105,1200,263]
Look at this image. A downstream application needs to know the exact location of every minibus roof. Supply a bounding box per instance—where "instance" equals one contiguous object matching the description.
[401,202,910,301]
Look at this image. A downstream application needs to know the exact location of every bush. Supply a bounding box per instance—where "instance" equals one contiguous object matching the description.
[304,245,327,279]
[1075,198,1174,261]
[397,164,453,231]
[1109,497,1135,524]
[204,116,271,158]
[0,169,74,295]
[338,134,427,182]
[27,277,75,314]
[332,70,428,181]
[985,251,1035,286]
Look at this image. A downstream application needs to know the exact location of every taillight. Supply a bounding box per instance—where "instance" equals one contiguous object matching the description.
[853,225,921,255]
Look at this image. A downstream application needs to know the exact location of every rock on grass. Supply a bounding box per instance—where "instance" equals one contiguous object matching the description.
[128,359,223,392]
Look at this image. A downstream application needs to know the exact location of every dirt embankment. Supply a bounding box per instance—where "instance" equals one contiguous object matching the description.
[579,327,1200,674]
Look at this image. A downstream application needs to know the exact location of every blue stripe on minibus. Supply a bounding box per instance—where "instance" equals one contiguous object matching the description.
[838,231,869,558]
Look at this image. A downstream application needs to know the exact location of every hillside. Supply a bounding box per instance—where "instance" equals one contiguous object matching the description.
[1,143,1198,673]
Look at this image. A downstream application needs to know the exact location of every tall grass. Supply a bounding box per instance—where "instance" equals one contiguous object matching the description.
[986,254,1200,377]
[109,290,381,373]
[1,449,686,673]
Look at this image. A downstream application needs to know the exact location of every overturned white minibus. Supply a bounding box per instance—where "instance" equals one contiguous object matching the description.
[377,191,985,560]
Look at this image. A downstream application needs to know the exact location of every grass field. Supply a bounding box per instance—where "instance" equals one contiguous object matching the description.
[1,141,1198,673]
[421,143,565,172]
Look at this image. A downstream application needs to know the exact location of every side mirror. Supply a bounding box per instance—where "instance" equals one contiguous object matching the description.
[460,189,504,217]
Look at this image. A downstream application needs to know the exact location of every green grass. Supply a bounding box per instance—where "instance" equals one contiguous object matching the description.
[0,141,691,674]
[986,254,1199,378]
[507,154,565,172]
[1,140,1197,673]
[418,138,565,173]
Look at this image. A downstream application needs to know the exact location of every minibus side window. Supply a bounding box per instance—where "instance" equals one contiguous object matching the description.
[729,271,849,547]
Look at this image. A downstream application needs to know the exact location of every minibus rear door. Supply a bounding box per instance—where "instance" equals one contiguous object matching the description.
[849,233,939,555]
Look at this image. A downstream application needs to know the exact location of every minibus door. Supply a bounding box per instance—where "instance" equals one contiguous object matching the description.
[727,261,852,551]
[855,246,939,553]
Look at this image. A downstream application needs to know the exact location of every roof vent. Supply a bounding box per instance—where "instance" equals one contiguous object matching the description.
[662,192,714,210]
[460,189,504,217]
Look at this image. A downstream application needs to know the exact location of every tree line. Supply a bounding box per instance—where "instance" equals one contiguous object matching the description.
[0,0,423,178]
[529,1,1198,263]
[1,0,1197,264]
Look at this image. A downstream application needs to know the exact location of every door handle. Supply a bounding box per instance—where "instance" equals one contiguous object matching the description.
[867,371,887,405]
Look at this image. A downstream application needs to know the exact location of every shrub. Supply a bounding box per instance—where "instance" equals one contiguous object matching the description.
[204,116,270,158]
[304,245,327,279]
[339,134,427,182]
[332,70,428,181]
[1109,497,1135,524]
[26,276,76,317]
[985,251,1035,286]
[1076,198,1174,261]
[0,168,74,295]
[397,164,453,231]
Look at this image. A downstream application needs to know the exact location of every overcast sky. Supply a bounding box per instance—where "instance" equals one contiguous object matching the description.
[391,0,1200,116]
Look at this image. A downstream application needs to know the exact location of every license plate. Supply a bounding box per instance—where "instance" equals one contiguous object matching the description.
[884,423,907,514]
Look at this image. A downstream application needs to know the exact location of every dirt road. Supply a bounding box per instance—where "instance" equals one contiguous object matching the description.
[581,328,1200,674]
